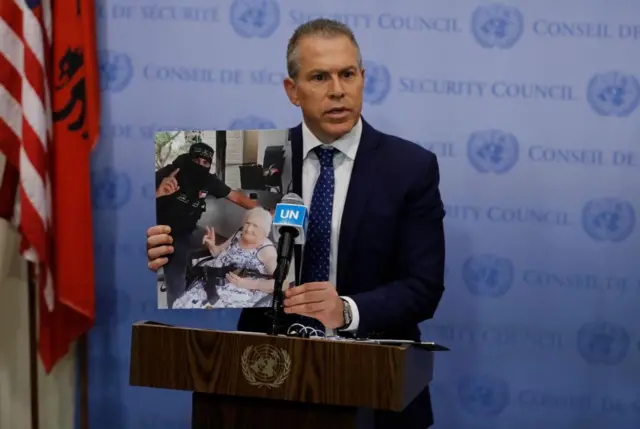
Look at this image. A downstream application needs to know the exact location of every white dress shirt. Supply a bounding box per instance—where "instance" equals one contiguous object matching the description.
[300,118,362,334]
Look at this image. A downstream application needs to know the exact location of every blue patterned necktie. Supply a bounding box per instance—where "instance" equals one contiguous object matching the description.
[295,146,337,334]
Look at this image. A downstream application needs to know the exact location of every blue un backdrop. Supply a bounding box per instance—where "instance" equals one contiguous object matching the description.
[91,1,640,428]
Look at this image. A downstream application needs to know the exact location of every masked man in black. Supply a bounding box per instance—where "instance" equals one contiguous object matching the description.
[155,142,259,308]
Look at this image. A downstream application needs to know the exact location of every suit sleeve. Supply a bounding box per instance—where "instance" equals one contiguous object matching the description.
[349,153,446,336]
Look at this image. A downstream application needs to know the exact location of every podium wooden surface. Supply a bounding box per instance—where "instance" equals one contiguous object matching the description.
[129,321,442,429]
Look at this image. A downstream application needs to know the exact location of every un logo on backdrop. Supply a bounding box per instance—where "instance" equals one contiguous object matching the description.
[462,254,514,298]
[471,3,524,49]
[467,129,519,174]
[458,374,510,417]
[581,197,636,242]
[229,116,277,130]
[577,321,630,366]
[91,168,132,210]
[98,50,133,93]
[587,71,640,117]
[230,0,280,39]
[363,61,391,105]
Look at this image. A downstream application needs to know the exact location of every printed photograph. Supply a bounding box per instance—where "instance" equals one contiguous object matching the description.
[153,128,294,310]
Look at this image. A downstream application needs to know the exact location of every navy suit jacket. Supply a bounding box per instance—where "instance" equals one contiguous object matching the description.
[237,118,445,428]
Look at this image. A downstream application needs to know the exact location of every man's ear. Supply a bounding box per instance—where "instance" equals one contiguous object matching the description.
[283,77,300,106]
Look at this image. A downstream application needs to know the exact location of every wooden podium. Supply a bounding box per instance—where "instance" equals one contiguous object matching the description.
[129,321,446,429]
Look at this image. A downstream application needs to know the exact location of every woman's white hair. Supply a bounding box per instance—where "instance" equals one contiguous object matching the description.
[243,207,272,236]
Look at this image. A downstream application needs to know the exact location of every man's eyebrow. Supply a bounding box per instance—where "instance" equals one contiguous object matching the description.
[307,66,358,75]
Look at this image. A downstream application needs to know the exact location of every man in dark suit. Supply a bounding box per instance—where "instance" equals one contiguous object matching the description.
[146,18,445,429]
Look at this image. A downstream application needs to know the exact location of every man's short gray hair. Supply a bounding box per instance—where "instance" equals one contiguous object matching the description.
[286,18,363,80]
[243,207,272,236]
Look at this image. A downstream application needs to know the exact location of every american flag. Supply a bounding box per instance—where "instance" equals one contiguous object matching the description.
[0,0,55,333]
[2,0,99,373]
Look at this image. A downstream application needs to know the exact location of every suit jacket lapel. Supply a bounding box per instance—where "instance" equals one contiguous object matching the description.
[337,119,381,290]
[289,124,303,285]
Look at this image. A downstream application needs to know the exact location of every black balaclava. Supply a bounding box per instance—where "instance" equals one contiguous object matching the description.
[173,142,214,187]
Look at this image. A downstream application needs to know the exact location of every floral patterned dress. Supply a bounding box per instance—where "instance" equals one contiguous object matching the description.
[172,231,275,309]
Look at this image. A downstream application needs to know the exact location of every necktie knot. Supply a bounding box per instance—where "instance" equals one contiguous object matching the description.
[314,146,337,168]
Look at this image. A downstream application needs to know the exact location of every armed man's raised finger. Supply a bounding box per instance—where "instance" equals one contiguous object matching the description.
[166,177,178,190]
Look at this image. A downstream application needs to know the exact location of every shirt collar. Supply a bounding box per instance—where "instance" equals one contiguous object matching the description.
[301,117,362,161]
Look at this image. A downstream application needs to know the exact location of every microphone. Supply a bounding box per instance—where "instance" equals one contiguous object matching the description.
[269,193,308,335]
[271,193,307,245]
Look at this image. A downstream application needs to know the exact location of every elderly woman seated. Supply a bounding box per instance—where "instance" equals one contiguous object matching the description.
[172,207,278,309]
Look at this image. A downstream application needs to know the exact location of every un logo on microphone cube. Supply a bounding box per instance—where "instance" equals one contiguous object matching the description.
[273,203,308,244]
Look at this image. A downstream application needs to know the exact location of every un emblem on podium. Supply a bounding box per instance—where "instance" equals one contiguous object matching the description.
[241,344,291,389]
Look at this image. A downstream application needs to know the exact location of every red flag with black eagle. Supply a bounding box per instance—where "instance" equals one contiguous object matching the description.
[0,0,100,373]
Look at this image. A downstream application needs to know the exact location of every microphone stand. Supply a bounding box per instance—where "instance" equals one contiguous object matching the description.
[268,228,298,335]
[270,282,285,335]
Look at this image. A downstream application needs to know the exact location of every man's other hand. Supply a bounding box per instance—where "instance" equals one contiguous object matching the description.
[283,282,344,329]
[146,225,173,271]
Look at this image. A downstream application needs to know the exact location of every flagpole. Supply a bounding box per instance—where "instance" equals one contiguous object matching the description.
[78,333,89,429]
[27,262,40,429]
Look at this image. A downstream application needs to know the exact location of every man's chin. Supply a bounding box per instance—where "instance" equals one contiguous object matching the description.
[322,120,356,139]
